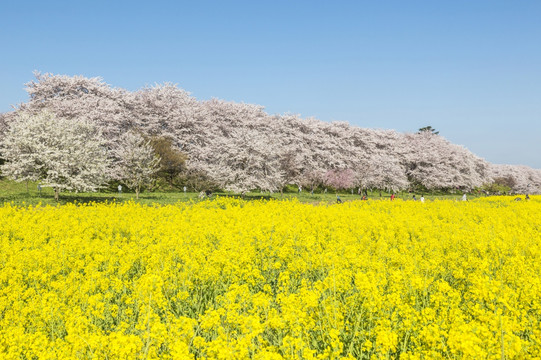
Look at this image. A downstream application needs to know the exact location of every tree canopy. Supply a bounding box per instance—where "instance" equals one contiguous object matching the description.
[0,111,111,200]
[0,73,540,195]
[418,126,439,135]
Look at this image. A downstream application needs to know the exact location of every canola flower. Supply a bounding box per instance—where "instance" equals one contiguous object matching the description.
[0,196,540,359]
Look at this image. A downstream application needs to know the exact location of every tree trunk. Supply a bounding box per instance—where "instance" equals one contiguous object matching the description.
[136,186,140,199]
[26,180,29,193]
[54,188,59,202]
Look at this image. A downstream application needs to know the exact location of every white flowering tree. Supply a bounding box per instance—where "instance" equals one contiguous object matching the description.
[0,111,111,200]
[115,131,161,199]
[0,112,8,137]
[20,72,132,144]
[399,131,490,191]
[5,72,539,195]
[0,112,12,171]
[488,164,541,194]
[357,153,409,193]
[324,168,356,192]
[190,99,284,194]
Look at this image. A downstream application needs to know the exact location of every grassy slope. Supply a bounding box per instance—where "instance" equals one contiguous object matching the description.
[0,178,488,207]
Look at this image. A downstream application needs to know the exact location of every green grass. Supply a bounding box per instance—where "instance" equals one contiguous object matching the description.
[0,178,481,207]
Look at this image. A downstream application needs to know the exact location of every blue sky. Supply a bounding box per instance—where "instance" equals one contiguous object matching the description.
[1,0,540,168]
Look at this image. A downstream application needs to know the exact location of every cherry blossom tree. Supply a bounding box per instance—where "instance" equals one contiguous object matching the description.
[194,99,284,193]
[489,164,541,194]
[115,131,161,199]
[299,169,326,193]
[357,153,409,193]
[399,131,490,191]
[0,111,111,200]
[264,114,319,193]
[0,112,9,169]
[324,168,356,192]
[129,83,206,143]
[0,112,8,136]
[271,116,355,190]
[20,72,132,143]
[4,72,539,196]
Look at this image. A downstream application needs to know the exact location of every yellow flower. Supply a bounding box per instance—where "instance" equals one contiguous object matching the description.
[0,196,539,358]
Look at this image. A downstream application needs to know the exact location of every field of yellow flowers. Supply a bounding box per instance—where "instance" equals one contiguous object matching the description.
[0,196,540,359]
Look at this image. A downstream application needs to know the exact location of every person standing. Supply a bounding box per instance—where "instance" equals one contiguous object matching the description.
[391,193,395,201]
[462,194,467,201]
[420,195,425,203]
[118,184,122,194]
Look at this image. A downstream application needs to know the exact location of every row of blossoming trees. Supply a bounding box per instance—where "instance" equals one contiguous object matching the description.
[1,72,540,197]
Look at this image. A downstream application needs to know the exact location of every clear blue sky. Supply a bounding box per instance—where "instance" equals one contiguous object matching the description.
[1,0,540,168]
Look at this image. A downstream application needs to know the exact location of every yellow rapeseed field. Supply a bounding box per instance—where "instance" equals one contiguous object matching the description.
[0,196,540,359]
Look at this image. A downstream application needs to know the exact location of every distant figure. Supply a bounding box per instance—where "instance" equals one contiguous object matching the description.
[390,193,395,201]
[514,197,522,201]
[420,195,425,203]
[362,195,367,201]
[183,186,187,194]
[358,187,361,195]
[298,185,302,193]
[198,191,206,199]
[336,195,342,203]
[462,194,467,201]
[324,188,327,194]
[205,190,212,197]
[37,184,42,196]
[310,189,314,195]
[526,194,530,200]
[412,195,417,201]
[118,184,122,194]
